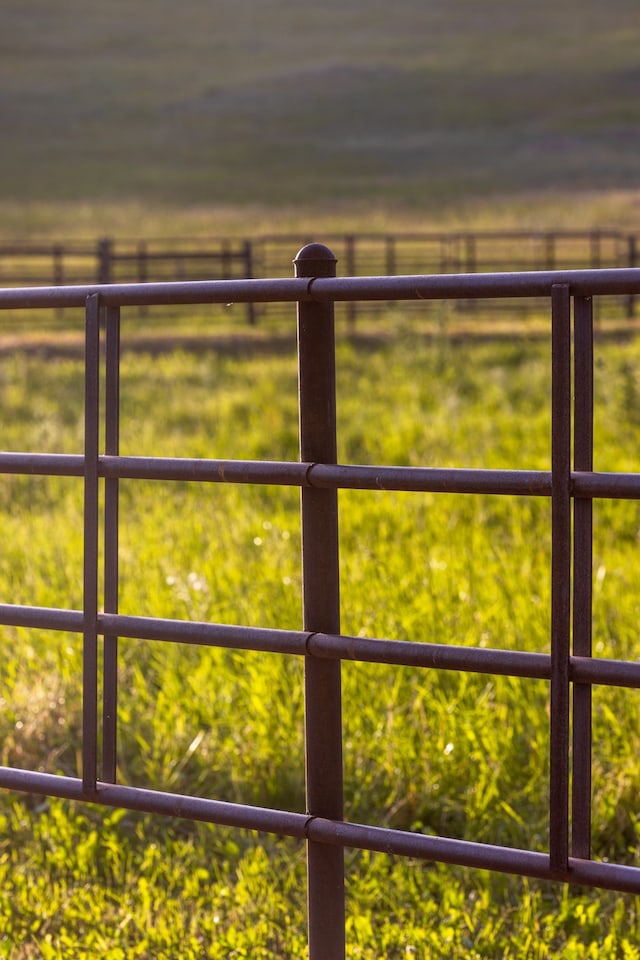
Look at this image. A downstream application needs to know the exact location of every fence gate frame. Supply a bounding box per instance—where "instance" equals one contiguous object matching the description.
[0,245,640,957]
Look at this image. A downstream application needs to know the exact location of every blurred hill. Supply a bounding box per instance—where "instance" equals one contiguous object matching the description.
[1,0,638,207]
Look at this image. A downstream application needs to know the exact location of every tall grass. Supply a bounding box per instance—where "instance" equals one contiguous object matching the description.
[0,319,639,956]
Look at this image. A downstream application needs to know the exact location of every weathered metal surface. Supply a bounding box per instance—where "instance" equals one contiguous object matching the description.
[572,295,594,860]
[296,243,345,960]
[550,284,572,873]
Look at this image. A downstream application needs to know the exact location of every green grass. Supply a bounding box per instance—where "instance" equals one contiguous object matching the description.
[0,0,638,206]
[1,320,640,954]
[0,189,639,251]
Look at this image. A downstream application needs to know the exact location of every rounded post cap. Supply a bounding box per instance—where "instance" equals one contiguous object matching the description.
[293,243,337,277]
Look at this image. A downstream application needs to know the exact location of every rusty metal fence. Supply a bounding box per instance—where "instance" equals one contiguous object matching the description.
[0,229,637,324]
[0,237,254,286]
[1,244,640,957]
[1,230,637,283]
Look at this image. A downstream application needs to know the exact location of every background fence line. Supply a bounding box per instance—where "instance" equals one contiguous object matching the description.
[1,248,640,957]
[0,229,637,323]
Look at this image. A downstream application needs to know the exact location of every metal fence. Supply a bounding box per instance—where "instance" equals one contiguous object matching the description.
[0,229,637,323]
[1,244,640,958]
[0,237,254,286]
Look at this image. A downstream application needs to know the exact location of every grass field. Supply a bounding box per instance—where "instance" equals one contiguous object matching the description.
[1,0,639,207]
[1,1,640,954]
[0,316,640,955]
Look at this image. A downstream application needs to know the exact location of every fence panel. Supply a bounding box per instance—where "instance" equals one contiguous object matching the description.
[0,230,637,327]
[0,250,640,957]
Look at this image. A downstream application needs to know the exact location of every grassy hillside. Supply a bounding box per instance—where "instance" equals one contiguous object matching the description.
[1,0,639,208]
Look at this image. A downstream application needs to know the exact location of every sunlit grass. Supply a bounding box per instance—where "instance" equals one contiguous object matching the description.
[0,327,640,955]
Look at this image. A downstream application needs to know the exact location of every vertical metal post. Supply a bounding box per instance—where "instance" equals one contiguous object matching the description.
[438,236,448,274]
[572,295,594,858]
[243,240,257,325]
[627,235,637,320]
[52,245,64,286]
[103,305,121,783]
[550,284,572,873]
[465,235,477,273]
[137,243,148,319]
[83,293,101,795]
[295,243,345,960]
[546,233,556,271]
[53,245,65,321]
[96,238,113,285]
[345,235,357,328]
[385,237,397,313]
[385,236,396,277]
[137,241,148,284]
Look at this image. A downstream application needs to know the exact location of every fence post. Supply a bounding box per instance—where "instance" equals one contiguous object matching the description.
[96,237,113,285]
[137,241,149,318]
[103,305,121,783]
[465,234,477,273]
[545,233,556,271]
[345,234,357,328]
[53,245,65,320]
[628,235,637,320]
[572,295,594,859]
[52,245,64,286]
[550,283,572,874]
[243,240,256,325]
[83,293,101,796]
[385,235,396,276]
[295,243,345,960]
[137,241,148,284]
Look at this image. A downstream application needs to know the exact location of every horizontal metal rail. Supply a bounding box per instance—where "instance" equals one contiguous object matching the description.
[1,603,639,688]
[4,450,640,500]
[1,768,640,895]
[0,266,639,310]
